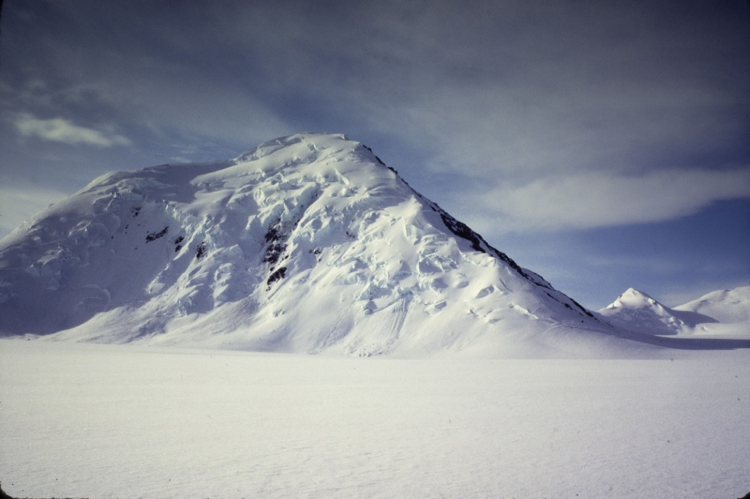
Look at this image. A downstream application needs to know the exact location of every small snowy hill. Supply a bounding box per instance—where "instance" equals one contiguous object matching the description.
[674,286,750,324]
[599,287,749,337]
[0,133,651,356]
[598,288,703,336]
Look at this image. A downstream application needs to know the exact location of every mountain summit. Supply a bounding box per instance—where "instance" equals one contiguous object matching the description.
[0,133,634,356]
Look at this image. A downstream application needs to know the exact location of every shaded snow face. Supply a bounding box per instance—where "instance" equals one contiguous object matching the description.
[0,133,622,356]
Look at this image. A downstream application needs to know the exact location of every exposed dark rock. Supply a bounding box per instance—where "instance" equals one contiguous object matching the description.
[267,266,286,287]
[196,241,207,259]
[570,298,595,318]
[263,221,288,265]
[436,207,596,320]
[362,144,387,167]
[145,226,169,243]
[439,212,483,253]
[0,482,13,499]
[438,211,532,282]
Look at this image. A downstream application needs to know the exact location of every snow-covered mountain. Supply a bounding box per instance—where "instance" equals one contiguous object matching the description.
[1,133,639,356]
[598,287,749,336]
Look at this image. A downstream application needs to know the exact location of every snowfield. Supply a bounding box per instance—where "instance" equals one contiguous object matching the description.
[1,339,748,499]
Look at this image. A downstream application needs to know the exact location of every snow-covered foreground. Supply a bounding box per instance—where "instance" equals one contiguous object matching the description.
[1,340,748,499]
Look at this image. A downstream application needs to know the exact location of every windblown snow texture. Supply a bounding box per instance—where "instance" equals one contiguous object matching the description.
[0,133,696,356]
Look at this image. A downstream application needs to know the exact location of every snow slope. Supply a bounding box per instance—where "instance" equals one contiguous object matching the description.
[599,287,750,337]
[0,133,637,357]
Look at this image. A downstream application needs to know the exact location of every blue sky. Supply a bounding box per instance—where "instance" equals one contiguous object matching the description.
[0,0,748,309]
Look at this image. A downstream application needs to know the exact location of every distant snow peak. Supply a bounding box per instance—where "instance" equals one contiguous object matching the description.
[607,288,660,309]
[0,133,685,356]
[599,286,749,337]
[599,288,684,335]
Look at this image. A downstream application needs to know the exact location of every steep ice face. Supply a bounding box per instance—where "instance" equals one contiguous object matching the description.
[0,133,617,356]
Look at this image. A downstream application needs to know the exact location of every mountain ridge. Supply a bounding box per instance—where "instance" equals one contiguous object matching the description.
[2,133,744,356]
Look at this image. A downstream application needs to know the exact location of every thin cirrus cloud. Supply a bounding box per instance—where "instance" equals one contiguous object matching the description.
[484,168,750,231]
[13,113,131,148]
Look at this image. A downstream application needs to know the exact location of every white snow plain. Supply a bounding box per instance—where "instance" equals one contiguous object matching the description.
[2,339,748,499]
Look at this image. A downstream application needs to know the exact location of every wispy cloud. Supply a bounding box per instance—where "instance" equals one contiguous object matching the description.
[13,113,131,147]
[480,168,750,231]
